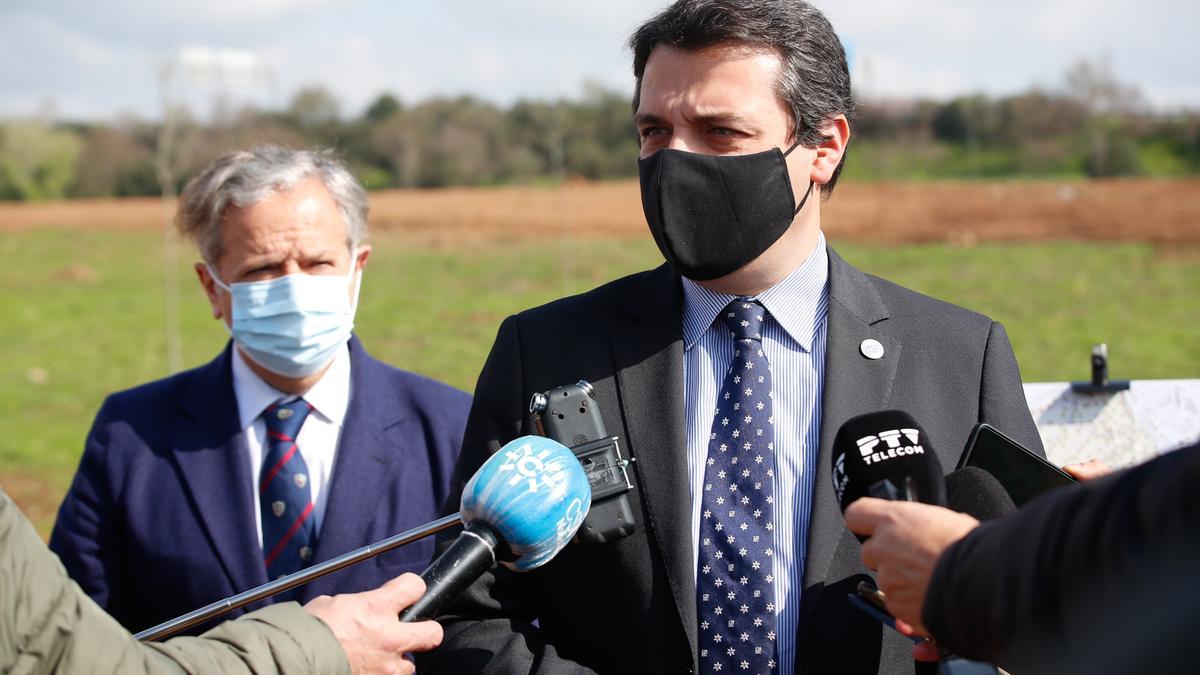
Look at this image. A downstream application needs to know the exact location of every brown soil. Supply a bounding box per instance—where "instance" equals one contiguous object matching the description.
[1,178,1197,244]
[1,472,65,541]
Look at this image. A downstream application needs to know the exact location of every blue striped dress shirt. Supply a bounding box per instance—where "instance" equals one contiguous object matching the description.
[682,234,830,674]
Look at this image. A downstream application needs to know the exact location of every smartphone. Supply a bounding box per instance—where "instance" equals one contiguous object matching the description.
[957,423,1076,507]
[848,582,923,644]
[850,583,1000,673]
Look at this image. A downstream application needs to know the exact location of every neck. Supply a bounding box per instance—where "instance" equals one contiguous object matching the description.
[238,345,331,396]
[698,216,822,296]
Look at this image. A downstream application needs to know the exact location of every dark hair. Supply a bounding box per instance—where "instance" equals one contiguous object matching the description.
[629,0,853,194]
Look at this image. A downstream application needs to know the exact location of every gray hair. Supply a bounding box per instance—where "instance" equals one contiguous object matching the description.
[629,0,854,194]
[176,145,369,264]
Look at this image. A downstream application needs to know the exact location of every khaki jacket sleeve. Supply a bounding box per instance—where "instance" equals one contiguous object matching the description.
[0,488,350,675]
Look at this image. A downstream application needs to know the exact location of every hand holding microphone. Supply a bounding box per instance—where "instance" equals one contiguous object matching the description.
[137,435,588,641]
[831,411,967,638]
[835,411,1019,645]
[845,499,979,637]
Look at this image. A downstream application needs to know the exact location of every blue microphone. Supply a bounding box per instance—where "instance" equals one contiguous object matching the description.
[399,436,590,621]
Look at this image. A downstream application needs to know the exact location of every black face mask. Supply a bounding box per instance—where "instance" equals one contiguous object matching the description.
[638,143,813,281]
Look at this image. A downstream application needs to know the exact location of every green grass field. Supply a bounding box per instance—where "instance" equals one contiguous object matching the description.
[1,227,1198,531]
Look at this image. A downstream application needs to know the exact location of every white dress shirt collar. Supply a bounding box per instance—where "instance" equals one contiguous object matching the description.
[681,231,830,352]
[231,342,352,428]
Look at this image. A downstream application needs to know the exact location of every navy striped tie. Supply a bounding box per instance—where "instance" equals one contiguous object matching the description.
[261,399,317,584]
[697,299,778,674]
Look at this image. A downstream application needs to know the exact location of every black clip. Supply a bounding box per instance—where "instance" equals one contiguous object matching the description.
[1071,343,1130,394]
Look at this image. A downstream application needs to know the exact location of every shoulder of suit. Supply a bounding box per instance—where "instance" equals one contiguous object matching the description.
[381,364,471,405]
[97,355,221,420]
[860,269,995,332]
[355,349,472,409]
[512,266,664,324]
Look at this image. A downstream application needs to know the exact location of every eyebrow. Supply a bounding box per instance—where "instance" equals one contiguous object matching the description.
[634,110,759,132]
[690,111,755,128]
[634,112,670,128]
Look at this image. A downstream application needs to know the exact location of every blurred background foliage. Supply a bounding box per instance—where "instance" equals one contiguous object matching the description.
[2,59,1197,202]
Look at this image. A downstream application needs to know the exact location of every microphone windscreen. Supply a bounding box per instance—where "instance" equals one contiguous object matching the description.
[832,410,946,511]
[945,466,1016,520]
[460,435,591,571]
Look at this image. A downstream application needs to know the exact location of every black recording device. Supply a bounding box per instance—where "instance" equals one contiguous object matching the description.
[957,423,1076,508]
[529,380,637,545]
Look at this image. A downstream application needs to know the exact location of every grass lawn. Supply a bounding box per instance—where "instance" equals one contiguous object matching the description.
[1,228,1197,532]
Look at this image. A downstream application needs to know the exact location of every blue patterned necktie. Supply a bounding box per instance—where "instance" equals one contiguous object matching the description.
[260,398,318,583]
[697,299,777,674]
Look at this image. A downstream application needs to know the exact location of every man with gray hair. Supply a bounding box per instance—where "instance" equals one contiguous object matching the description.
[50,144,471,635]
[423,1,1042,673]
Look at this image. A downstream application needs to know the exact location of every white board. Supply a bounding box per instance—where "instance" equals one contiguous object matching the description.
[1023,380,1200,469]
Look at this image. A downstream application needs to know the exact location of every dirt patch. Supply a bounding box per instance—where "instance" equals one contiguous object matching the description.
[823,179,1200,245]
[1,471,65,540]
[0,196,172,232]
[1,178,1197,244]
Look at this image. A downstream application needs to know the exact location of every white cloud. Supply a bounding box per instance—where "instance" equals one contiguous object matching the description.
[1,0,1196,121]
[7,0,360,27]
[179,0,358,22]
[0,11,120,70]
[852,48,971,101]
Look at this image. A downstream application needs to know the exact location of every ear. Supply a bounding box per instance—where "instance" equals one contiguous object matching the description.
[353,244,372,272]
[810,114,850,186]
[195,263,223,320]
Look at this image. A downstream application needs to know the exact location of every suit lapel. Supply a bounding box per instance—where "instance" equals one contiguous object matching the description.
[610,264,698,655]
[305,337,404,597]
[171,343,268,596]
[798,248,902,631]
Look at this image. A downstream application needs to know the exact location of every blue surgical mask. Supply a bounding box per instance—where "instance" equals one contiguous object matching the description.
[208,256,361,378]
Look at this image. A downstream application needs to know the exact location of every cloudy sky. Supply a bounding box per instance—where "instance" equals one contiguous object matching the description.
[1,0,1196,122]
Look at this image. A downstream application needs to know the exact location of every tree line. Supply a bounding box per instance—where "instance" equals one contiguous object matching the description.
[1,61,1197,201]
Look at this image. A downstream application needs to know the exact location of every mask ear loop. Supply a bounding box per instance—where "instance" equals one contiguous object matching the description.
[206,264,233,293]
[204,264,236,333]
[781,140,815,216]
[346,247,364,314]
[793,181,814,216]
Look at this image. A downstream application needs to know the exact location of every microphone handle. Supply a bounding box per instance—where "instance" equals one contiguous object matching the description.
[399,523,499,622]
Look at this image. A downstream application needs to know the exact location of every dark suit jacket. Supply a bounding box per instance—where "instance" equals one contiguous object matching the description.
[419,248,1045,675]
[49,336,470,634]
[925,442,1200,674]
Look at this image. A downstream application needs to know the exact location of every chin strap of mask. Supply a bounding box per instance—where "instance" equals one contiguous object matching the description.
[782,140,816,216]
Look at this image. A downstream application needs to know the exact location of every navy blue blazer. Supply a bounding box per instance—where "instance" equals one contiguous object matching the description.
[49,337,470,633]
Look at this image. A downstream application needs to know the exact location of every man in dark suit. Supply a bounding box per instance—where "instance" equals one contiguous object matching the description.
[49,145,470,634]
[420,2,1044,674]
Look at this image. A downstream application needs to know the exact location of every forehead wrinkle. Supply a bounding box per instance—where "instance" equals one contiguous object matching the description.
[684,110,758,129]
[637,91,760,126]
[641,44,784,114]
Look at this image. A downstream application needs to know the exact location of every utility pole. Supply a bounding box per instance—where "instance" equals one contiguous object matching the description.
[155,47,267,374]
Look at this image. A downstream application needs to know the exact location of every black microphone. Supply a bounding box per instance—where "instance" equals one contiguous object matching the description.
[944,466,1016,521]
[832,410,946,514]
